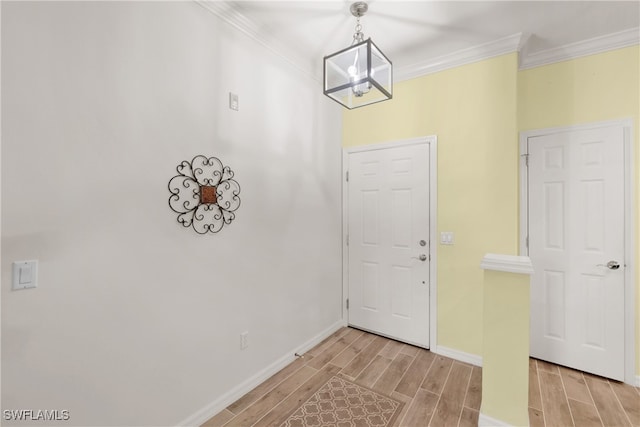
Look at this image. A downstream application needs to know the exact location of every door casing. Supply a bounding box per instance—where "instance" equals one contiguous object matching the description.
[342,136,438,350]
[519,118,636,385]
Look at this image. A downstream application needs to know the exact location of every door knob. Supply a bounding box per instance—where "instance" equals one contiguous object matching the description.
[412,254,427,262]
[597,261,620,270]
[606,261,620,270]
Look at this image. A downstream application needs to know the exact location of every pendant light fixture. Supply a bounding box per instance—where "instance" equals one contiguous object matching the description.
[323,2,392,109]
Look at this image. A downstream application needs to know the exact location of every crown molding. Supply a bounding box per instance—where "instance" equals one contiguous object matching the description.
[196,1,259,37]
[394,33,527,82]
[519,27,640,70]
[195,0,320,82]
[195,1,639,83]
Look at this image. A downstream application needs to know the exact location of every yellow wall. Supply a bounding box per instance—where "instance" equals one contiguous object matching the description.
[482,270,530,426]
[344,53,520,356]
[518,45,640,374]
[343,46,639,374]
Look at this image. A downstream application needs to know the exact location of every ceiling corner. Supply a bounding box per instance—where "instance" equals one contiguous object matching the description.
[194,0,320,82]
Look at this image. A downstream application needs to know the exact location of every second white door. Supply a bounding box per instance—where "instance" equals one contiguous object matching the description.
[527,125,626,380]
[347,143,430,347]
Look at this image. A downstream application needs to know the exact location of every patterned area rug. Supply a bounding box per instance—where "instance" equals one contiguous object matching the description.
[280,375,404,427]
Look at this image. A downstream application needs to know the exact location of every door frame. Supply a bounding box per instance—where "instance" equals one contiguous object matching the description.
[342,136,438,349]
[519,118,636,385]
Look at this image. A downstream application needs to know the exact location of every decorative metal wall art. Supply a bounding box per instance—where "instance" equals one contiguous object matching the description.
[168,155,241,234]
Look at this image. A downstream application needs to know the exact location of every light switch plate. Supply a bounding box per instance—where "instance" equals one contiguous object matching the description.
[440,232,454,245]
[229,92,239,111]
[12,260,38,290]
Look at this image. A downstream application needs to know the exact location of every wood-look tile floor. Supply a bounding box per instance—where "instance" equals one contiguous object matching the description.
[203,327,640,427]
[529,358,640,427]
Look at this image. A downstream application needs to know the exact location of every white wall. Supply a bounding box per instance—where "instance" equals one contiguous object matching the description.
[1,2,343,425]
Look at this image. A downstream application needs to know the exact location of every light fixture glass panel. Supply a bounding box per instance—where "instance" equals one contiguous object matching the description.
[370,42,392,96]
[324,43,366,94]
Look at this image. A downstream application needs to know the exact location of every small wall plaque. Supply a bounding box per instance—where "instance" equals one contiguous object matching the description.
[168,155,241,234]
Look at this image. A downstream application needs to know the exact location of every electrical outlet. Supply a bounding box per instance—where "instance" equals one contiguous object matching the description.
[240,331,249,350]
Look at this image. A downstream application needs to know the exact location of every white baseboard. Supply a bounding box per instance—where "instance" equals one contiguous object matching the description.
[434,345,483,367]
[177,319,345,427]
[478,412,516,427]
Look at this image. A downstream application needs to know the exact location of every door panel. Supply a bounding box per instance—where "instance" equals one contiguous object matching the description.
[348,144,430,347]
[528,126,625,380]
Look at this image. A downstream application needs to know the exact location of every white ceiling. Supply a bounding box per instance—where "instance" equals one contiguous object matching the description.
[199,1,640,80]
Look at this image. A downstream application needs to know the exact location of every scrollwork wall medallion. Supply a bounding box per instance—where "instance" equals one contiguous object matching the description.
[168,155,241,234]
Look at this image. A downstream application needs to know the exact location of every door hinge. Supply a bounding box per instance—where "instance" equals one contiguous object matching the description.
[346,298,349,310]
[346,171,349,182]
[522,153,529,167]
[526,235,529,249]
[346,234,349,246]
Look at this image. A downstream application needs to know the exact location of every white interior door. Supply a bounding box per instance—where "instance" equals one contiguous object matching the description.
[528,125,625,380]
[347,143,430,347]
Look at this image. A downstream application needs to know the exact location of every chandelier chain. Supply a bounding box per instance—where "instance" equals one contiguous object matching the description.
[352,17,365,44]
